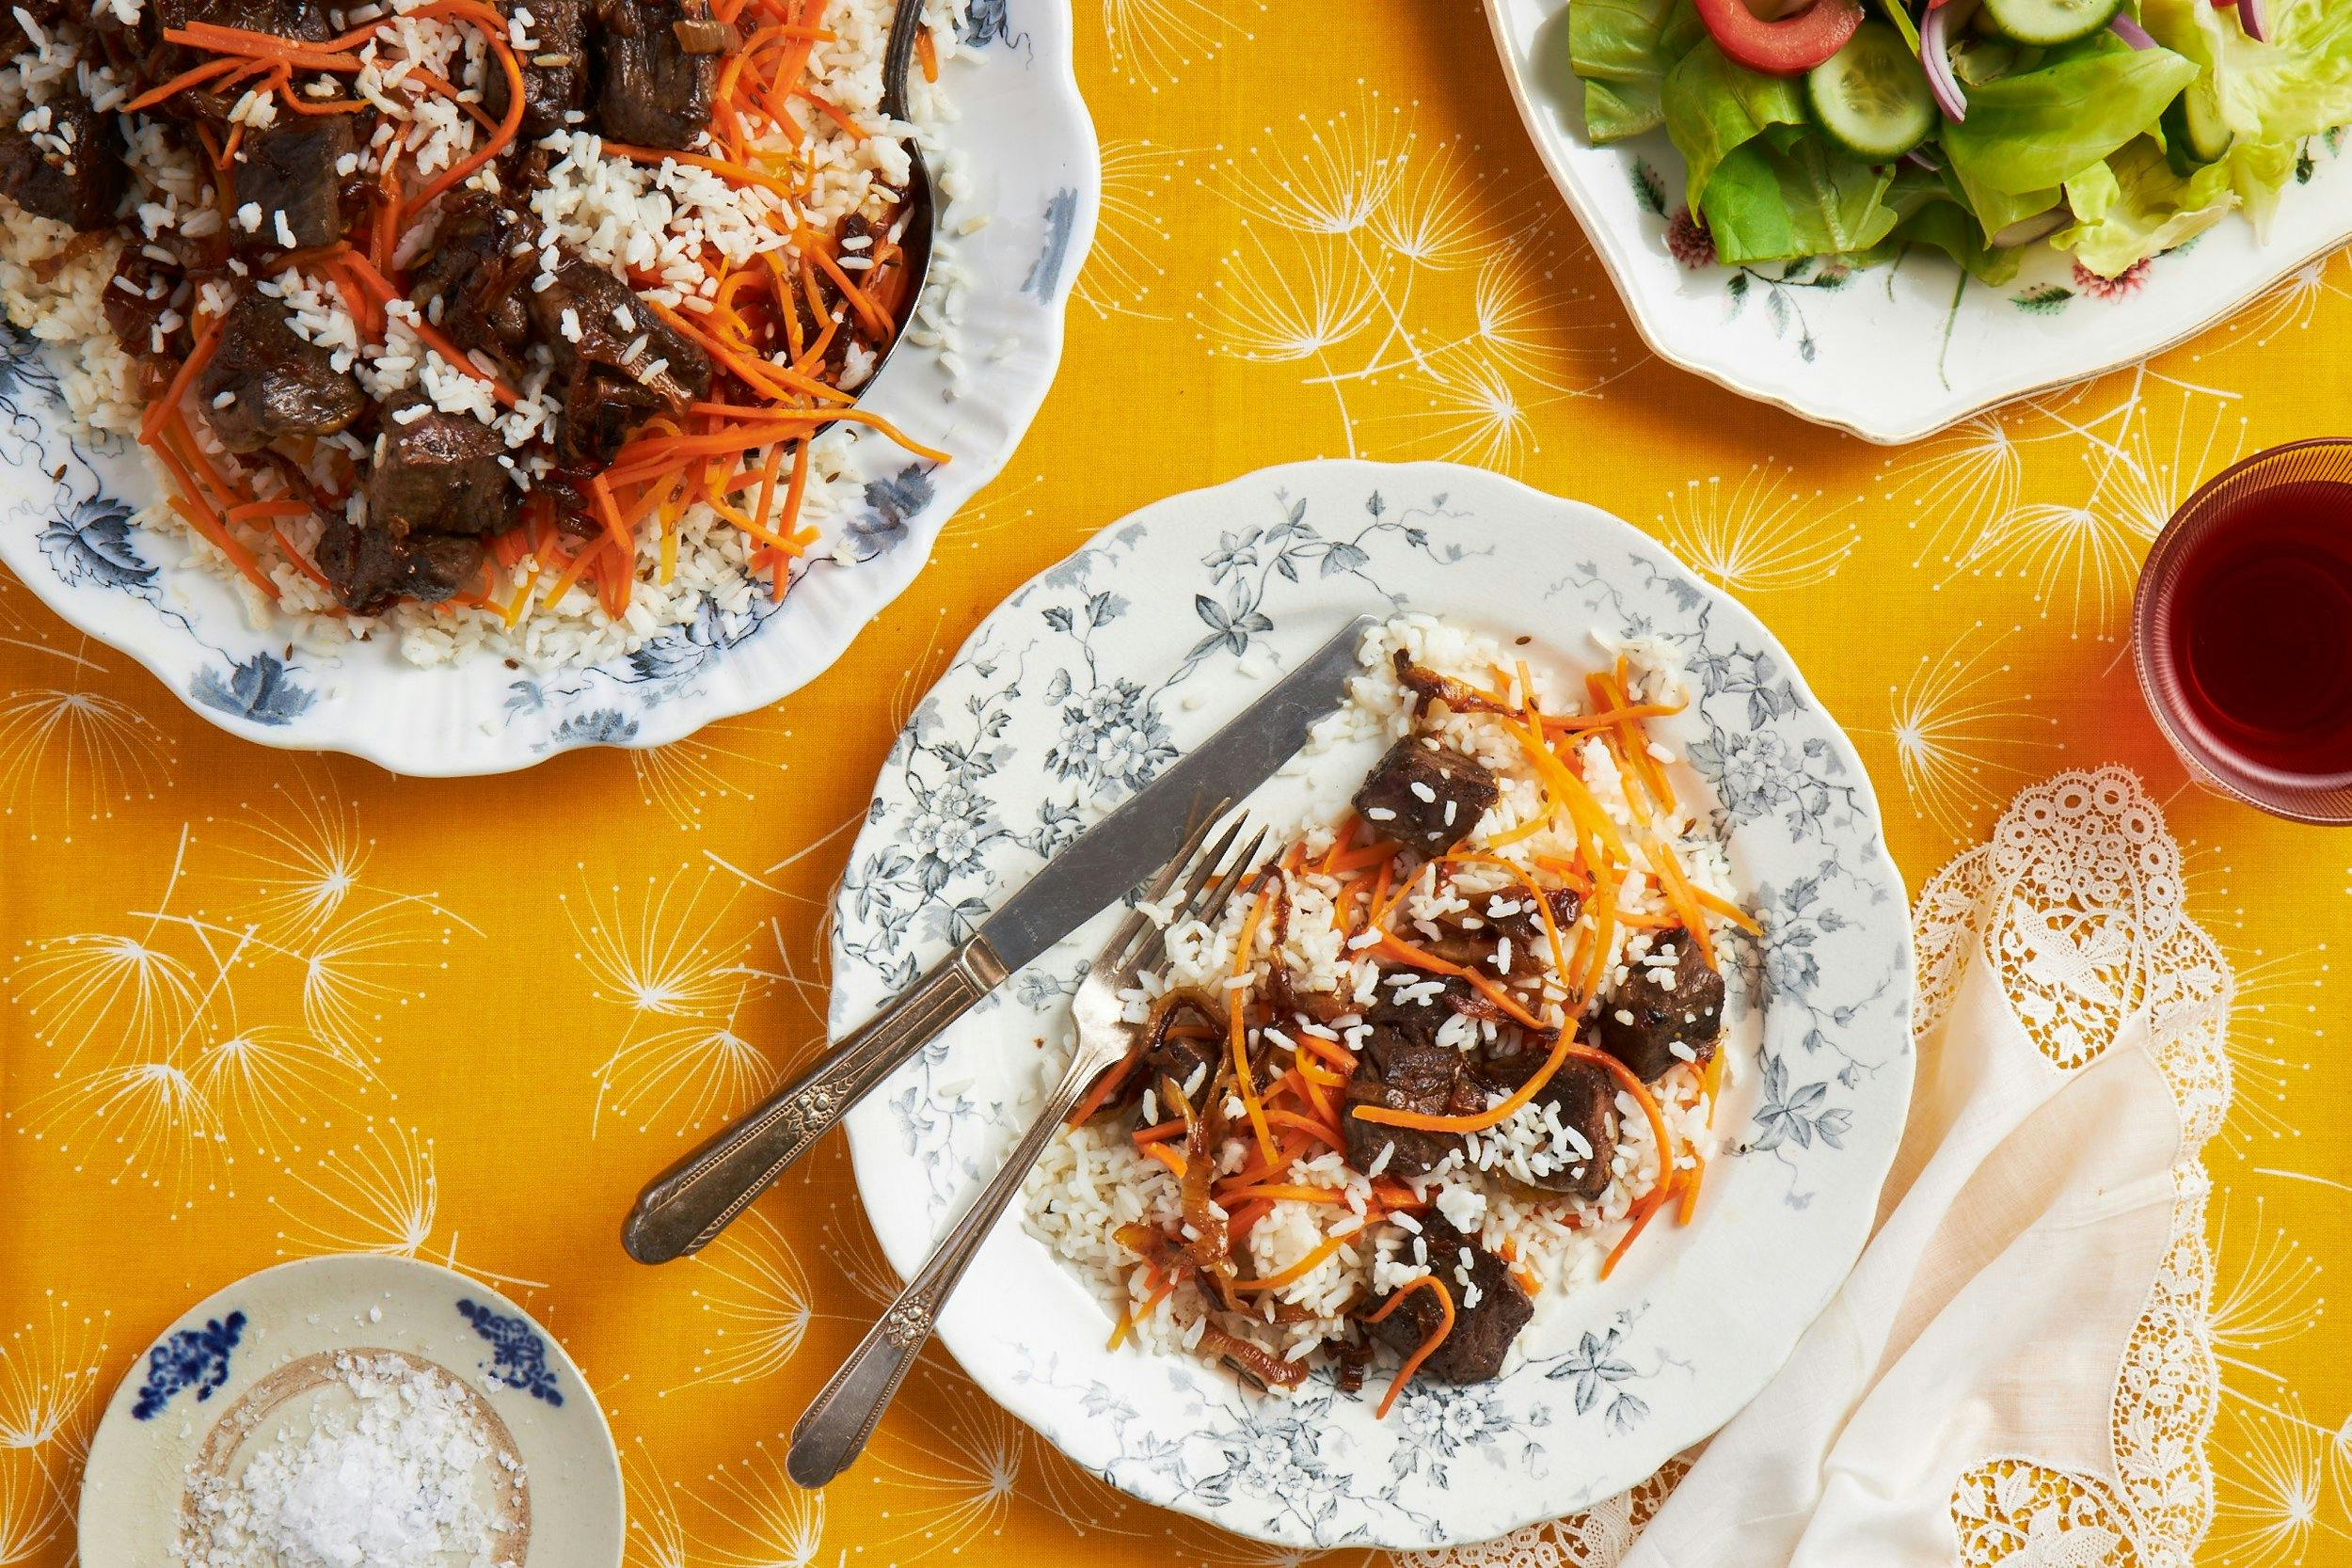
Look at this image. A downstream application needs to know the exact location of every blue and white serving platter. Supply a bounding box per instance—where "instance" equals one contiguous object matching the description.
[79,1255,622,1568]
[0,3,1097,776]
[833,459,1916,1548]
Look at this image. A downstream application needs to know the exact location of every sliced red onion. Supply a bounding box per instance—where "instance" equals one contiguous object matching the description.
[2108,11,2157,46]
[1921,5,1967,122]
[2237,0,2268,39]
[1903,146,1944,172]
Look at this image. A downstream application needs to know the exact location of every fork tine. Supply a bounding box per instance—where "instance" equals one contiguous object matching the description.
[1120,819,1269,977]
[1089,806,1229,978]
[1112,814,1248,976]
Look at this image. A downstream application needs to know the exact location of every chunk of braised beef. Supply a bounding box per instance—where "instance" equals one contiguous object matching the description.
[1353,735,1500,856]
[1596,931,1724,1083]
[405,194,536,360]
[483,0,586,135]
[0,95,127,231]
[101,247,187,372]
[366,404,516,541]
[524,253,710,465]
[1481,1049,1619,1202]
[1367,1216,1531,1384]
[195,290,364,452]
[229,117,357,251]
[1341,972,1486,1180]
[314,515,485,614]
[591,0,718,150]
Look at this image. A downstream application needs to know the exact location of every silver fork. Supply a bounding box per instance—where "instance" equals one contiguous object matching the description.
[786,811,1270,1487]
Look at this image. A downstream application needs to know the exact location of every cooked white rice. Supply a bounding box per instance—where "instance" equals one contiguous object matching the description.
[0,0,979,670]
[1023,615,1751,1386]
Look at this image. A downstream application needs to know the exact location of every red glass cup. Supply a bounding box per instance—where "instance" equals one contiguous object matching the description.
[2132,437,2352,825]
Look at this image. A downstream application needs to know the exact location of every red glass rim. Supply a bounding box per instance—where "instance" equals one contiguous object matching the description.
[2131,436,2352,827]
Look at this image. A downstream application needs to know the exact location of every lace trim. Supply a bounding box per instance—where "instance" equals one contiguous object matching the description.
[1924,768,2225,1568]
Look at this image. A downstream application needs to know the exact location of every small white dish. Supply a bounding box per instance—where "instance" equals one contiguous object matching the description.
[833,459,1915,1548]
[79,1255,622,1568]
[1478,0,2352,442]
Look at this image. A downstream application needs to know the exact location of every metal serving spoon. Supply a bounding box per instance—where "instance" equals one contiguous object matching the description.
[856,0,936,394]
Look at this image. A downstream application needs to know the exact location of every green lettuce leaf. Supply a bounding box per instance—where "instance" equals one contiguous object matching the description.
[2051,137,2240,277]
[1941,35,2200,195]
[1661,38,1809,213]
[1569,0,1707,142]
[1877,165,2025,283]
[2142,0,2352,145]
[1698,135,1899,264]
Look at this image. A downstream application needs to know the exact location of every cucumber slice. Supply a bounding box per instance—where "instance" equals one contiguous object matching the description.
[1806,24,1937,160]
[1980,0,2124,46]
[2162,87,2234,175]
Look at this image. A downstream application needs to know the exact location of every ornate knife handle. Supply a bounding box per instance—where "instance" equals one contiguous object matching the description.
[621,939,1008,1265]
[786,1046,1101,1486]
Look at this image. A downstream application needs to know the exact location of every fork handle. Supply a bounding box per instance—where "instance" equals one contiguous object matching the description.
[622,937,1009,1265]
[786,1047,1106,1487]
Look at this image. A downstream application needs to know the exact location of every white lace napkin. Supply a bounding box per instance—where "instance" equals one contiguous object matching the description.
[1439,769,2233,1568]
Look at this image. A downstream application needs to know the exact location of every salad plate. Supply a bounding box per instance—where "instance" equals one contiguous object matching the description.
[833,459,1915,1547]
[0,4,1097,777]
[1482,0,2352,442]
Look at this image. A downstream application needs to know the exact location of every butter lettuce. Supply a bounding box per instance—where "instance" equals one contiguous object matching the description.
[1661,39,1809,212]
[1569,0,1706,142]
[1698,134,1899,264]
[1940,36,2200,195]
[2052,137,2240,277]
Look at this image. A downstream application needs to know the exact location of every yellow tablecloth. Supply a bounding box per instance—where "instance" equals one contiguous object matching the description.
[3,3,2348,1562]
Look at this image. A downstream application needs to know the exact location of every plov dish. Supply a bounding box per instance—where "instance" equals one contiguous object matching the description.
[0,0,961,670]
[1027,616,1754,1412]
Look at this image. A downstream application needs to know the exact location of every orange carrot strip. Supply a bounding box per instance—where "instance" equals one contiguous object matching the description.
[1365,1276,1454,1418]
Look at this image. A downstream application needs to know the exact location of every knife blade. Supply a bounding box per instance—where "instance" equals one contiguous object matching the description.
[622,612,1376,1263]
[975,613,1375,972]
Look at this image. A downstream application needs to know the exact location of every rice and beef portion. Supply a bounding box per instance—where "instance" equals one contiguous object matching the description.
[0,0,973,668]
[1024,616,1755,1411]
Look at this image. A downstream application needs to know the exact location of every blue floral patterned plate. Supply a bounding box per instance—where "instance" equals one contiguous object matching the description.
[0,4,1096,776]
[833,460,1915,1548]
[79,1254,621,1567]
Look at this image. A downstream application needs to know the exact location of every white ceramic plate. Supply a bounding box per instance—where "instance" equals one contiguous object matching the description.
[833,459,1915,1548]
[79,1255,622,1568]
[1480,0,2352,442]
[0,5,1096,775]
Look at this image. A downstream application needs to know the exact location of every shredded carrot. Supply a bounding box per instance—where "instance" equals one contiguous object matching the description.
[1602,1184,1673,1279]
[914,25,938,82]
[1141,1143,1187,1179]
[1230,1225,1361,1293]
[1676,1159,1705,1226]
[1365,1275,1454,1418]
[1228,885,1279,1166]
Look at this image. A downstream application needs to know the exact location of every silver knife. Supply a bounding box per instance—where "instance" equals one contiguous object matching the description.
[621,613,1376,1263]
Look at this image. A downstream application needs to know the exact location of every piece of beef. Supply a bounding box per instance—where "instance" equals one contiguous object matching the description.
[367,404,515,540]
[1596,931,1724,1083]
[229,117,357,251]
[1354,735,1500,856]
[101,246,188,375]
[1367,1216,1532,1384]
[524,252,710,465]
[0,95,127,231]
[313,515,485,613]
[318,404,515,612]
[483,0,587,136]
[405,194,537,362]
[591,0,718,150]
[196,290,365,452]
[145,0,332,83]
[1342,972,1486,1180]
[1481,1049,1618,1202]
